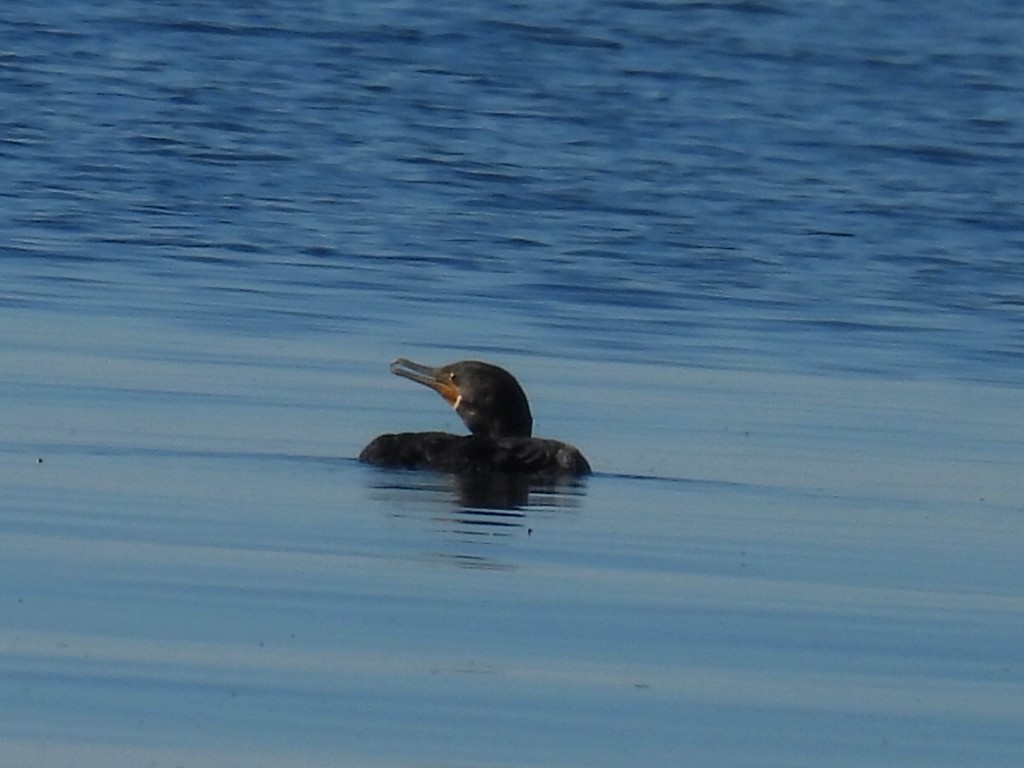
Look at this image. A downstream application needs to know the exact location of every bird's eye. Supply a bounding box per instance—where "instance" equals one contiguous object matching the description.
[448,372,458,384]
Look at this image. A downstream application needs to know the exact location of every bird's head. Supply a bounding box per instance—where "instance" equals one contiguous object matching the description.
[389,358,533,439]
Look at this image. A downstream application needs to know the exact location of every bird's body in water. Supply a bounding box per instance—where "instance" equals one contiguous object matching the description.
[359,358,591,477]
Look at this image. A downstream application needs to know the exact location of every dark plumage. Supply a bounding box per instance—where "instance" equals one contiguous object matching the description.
[359,358,591,477]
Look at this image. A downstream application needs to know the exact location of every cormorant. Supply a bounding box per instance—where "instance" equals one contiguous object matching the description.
[359,358,591,477]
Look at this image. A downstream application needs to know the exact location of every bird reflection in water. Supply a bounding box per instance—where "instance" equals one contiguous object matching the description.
[365,470,586,570]
[366,467,588,511]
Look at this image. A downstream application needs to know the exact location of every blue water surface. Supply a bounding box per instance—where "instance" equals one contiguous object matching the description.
[3,0,1023,377]
[2,1,1023,766]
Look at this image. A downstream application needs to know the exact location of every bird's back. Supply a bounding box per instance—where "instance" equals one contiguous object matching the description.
[359,431,590,477]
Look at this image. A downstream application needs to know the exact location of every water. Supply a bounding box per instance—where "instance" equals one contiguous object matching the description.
[2,1,1023,766]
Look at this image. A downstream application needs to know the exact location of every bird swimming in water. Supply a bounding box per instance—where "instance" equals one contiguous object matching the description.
[359,358,591,477]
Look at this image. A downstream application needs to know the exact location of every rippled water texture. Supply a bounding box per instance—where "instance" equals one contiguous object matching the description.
[2,1,1023,766]
[5,0,1023,376]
